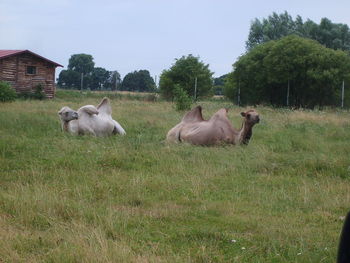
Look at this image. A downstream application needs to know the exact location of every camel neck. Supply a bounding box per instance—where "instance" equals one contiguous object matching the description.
[239,121,253,145]
[62,121,69,132]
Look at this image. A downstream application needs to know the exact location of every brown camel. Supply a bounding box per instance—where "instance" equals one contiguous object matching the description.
[166,106,260,145]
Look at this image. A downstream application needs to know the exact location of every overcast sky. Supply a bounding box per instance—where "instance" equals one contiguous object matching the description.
[1,0,350,80]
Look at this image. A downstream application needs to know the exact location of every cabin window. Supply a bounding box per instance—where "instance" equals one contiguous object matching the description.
[26,66,37,75]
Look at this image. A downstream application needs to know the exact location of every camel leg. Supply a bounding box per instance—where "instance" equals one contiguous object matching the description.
[78,126,96,136]
[112,120,126,135]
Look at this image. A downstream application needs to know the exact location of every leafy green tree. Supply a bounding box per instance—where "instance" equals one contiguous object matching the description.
[58,54,95,90]
[227,35,350,108]
[68,54,95,75]
[213,74,228,86]
[88,67,110,90]
[57,54,121,91]
[246,12,350,52]
[159,55,214,100]
[223,72,236,102]
[57,69,81,89]
[107,71,121,91]
[213,74,228,95]
[121,70,155,92]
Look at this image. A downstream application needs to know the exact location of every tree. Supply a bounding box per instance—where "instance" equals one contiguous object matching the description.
[227,35,350,108]
[159,54,214,100]
[223,72,236,102]
[107,71,121,91]
[57,54,95,90]
[213,74,228,95]
[57,54,121,91]
[88,67,110,90]
[246,12,350,52]
[214,74,228,86]
[121,70,155,92]
[68,54,95,75]
[246,12,296,49]
[57,69,81,89]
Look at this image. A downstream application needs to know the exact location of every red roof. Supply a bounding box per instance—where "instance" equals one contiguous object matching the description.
[0,50,63,67]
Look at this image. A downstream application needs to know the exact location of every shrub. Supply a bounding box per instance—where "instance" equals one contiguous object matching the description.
[173,84,192,111]
[32,84,46,100]
[0,81,17,102]
[17,84,46,100]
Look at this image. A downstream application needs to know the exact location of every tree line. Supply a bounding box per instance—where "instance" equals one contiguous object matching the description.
[227,11,350,108]
[58,54,156,92]
[225,35,350,108]
[246,11,350,51]
[57,12,350,108]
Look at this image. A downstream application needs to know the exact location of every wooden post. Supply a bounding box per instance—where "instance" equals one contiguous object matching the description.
[237,80,241,106]
[194,77,197,101]
[341,80,345,108]
[287,79,290,107]
[80,73,83,92]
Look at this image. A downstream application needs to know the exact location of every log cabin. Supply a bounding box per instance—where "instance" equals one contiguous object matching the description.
[0,50,63,98]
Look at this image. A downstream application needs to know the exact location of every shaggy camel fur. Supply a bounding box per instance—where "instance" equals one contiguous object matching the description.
[166,106,260,145]
[58,97,126,136]
[338,211,350,263]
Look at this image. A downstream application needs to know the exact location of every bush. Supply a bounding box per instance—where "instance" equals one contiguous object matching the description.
[17,84,46,100]
[173,85,192,111]
[0,81,17,102]
[32,84,46,100]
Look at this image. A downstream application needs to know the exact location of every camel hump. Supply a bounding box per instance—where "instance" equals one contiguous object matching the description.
[209,108,228,121]
[182,105,204,122]
[79,105,99,116]
[97,97,112,115]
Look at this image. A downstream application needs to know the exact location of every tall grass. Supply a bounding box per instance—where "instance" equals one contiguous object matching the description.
[0,95,349,262]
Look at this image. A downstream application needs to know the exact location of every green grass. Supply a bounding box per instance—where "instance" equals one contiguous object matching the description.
[0,93,350,262]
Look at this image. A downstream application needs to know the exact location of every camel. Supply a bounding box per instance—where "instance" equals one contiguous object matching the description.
[166,106,259,145]
[338,211,350,263]
[58,97,126,136]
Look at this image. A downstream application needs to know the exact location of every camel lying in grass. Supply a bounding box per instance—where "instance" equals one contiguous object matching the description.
[58,97,126,136]
[166,106,260,145]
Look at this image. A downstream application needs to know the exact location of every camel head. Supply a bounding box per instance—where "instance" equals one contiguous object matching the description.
[240,110,260,126]
[58,106,79,122]
[239,110,260,145]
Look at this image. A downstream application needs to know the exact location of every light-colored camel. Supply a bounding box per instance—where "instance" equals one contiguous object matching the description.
[58,97,126,136]
[166,106,260,145]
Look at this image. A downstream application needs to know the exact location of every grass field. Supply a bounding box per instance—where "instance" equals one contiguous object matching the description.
[1,92,350,262]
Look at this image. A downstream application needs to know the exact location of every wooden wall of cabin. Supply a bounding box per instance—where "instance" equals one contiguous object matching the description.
[0,56,17,88]
[0,53,56,98]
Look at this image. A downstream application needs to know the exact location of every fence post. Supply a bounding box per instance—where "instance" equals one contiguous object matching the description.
[80,73,83,93]
[237,80,241,106]
[194,77,197,102]
[286,80,290,107]
[341,80,345,108]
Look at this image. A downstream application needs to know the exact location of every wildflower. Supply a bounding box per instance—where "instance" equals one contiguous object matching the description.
[241,247,246,250]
